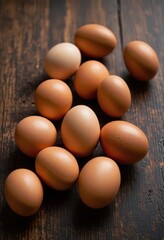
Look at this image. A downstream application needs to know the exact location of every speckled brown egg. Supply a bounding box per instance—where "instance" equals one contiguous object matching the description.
[75,24,117,58]
[78,156,121,208]
[97,75,131,117]
[74,60,109,99]
[123,41,159,81]
[44,42,81,80]
[35,146,79,190]
[61,105,100,157]
[100,121,149,164]
[4,169,43,216]
[34,79,73,120]
[15,116,57,157]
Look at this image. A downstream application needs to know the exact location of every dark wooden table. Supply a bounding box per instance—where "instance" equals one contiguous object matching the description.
[0,0,164,239]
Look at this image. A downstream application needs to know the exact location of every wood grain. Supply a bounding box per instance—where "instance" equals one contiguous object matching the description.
[0,0,163,239]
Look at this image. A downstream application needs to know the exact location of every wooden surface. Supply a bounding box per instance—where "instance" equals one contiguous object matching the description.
[0,0,164,239]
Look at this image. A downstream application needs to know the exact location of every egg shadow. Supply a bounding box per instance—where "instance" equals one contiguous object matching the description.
[42,184,74,210]
[9,148,36,173]
[81,55,106,64]
[17,71,49,101]
[0,204,36,238]
[120,70,151,96]
[73,197,115,230]
[118,163,137,190]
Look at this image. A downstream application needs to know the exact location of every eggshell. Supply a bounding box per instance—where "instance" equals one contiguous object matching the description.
[61,105,100,157]
[15,116,57,157]
[75,24,117,58]
[4,169,43,216]
[78,156,121,208]
[44,42,81,80]
[100,121,149,164]
[35,147,79,190]
[34,79,73,120]
[97,75,131,117]
[123,41,159,81]
[74,60,109,99]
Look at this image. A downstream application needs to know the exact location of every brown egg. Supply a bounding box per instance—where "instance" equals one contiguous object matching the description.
[15,116,57,157]
[78,156,121,208]
[35,147,79,190]
[44,42,81,80]
[100,121,149,164]
[4,169,43,216]
[123,41,159,81]
[97,75,131,117]
[34,79,73,120]
[74,60,109,99]
[61,105,100,157]
[75,24,117,58]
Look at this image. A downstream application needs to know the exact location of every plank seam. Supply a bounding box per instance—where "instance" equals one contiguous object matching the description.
[117,0,123,50]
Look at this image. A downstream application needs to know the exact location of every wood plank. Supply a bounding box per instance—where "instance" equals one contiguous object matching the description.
[0,0,163,239]
[0,1,50,239]
[120,0,164,239]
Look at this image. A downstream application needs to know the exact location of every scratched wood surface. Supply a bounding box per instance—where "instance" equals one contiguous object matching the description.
[0,0,164,239]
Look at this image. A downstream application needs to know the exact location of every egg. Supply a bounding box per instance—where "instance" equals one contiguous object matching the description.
[44,42,81,80]
[97,75,131,117]
[74,60,109,99]
[100,121,149,164]
[123,40,159,81]
[35,147,79,190]
[4,169,43,216]
[78,156,121,208]
[15,116,57,157]
[34,79,73,120]
[61,105,100,157]
[75,24,117,58]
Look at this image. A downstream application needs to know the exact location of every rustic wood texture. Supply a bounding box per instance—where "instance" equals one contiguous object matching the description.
[0,0,163,239]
